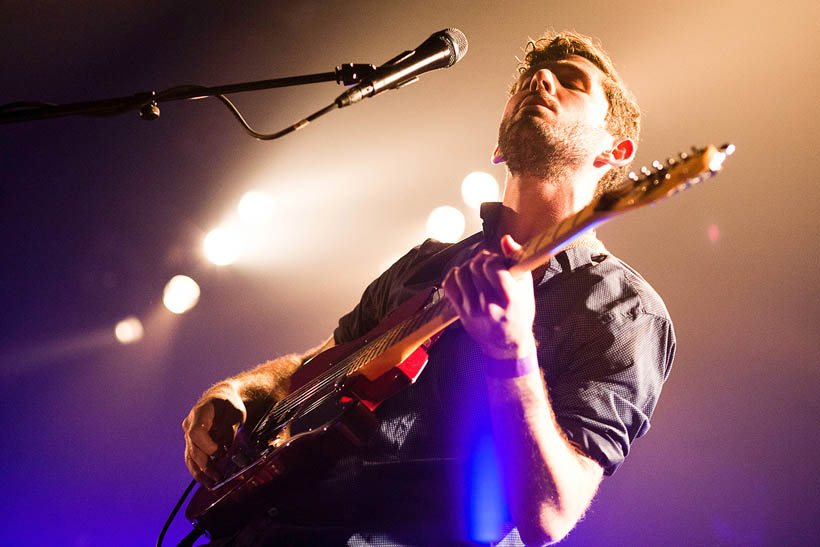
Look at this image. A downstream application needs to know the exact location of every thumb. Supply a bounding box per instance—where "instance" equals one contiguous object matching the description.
[500,234,523,258]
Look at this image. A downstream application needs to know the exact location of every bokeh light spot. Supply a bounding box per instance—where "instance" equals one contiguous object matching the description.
[427,206,466,243]
[204,227,241,266]
[114,316,144,344]
[163,275,201,314]
[461,171,500,209]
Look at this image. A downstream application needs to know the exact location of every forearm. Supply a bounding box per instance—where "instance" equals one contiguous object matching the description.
[207,337,334,420]
[486,367,602,545]
[227,353,304,405]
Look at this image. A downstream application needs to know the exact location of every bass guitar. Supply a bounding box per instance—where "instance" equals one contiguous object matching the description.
[183,143,735,539]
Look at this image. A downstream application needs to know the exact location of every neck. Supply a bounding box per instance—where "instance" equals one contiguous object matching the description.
[498,170,596,245]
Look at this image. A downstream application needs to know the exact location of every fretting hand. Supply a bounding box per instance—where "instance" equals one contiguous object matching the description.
[443,234,537,360]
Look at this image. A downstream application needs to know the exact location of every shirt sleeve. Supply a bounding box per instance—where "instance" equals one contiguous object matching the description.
[333,236,473,346]
[546,309,675,475]
[333,243,430,345]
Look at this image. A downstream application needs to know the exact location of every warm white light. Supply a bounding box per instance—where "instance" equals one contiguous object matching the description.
[426,206,466,243]
[238,190,275,226]
[163,275,201,314]
[115,316,144,344]
[461,171,500,209]
[204,227,241,266]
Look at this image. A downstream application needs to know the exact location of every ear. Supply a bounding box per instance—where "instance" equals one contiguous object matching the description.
[593,137,636,168]
[491,144,504,165]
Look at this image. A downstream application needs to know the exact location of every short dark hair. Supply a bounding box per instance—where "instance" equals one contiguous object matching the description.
[512,31,641,193]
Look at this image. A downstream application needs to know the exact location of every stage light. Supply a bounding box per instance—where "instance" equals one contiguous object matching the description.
[427,206,465,243]
[114,316,144,344]
[204,227,241,266]
[238,190,275,226]
[163,275,201,314]
[461,171,499,209]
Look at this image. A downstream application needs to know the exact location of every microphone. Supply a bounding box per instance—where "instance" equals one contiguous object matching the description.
[335,28,468,108]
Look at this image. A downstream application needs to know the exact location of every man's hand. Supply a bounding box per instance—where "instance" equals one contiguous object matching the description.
[443,234,537,359]
[182,383,247,486]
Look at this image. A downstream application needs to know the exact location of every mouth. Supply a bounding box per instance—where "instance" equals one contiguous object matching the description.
[517,93,557,114]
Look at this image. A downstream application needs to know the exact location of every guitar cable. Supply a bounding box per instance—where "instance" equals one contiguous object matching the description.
[156,478,200,547]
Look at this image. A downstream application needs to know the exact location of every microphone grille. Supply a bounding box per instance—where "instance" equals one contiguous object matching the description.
[441,28,468,66]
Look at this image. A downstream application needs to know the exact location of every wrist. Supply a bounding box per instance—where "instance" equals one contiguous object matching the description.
[481,335,537,360]
[485,352,539,379]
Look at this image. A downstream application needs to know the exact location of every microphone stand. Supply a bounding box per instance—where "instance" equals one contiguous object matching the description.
[0,63,376,140]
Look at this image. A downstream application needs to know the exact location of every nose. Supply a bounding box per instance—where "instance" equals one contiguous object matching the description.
[529,69,556,95]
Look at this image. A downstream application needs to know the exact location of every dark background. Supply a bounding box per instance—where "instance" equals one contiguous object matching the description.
[2,1,818,545]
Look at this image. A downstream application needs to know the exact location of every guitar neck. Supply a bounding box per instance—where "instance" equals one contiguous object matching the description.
[508,202,610,276]
[345,143,734,381]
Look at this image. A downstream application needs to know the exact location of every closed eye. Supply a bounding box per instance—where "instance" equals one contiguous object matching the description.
[560,78,585,91]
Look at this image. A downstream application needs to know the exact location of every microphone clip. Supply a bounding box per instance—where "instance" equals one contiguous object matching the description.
[334,63,378,86]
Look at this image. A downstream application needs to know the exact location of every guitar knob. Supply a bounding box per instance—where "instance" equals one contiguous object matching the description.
[652,160,664,171]
[666,157,677,167]
[640,166,652,176]
[628,171,639,181]
[679,151,689,160]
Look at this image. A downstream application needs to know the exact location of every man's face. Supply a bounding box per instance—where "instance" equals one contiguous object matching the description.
[497,54,613,180]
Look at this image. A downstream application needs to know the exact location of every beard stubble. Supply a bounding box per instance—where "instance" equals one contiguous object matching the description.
[497,110,607,182]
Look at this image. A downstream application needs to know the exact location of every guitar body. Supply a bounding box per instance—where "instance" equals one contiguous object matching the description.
[185,287,437,539]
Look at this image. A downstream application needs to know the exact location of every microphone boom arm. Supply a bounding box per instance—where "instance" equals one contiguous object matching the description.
[0,63,377,134]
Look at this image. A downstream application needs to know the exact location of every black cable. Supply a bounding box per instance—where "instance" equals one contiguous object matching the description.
[212,93,337,140]
[152,84,339,140]
[157,478,198,547]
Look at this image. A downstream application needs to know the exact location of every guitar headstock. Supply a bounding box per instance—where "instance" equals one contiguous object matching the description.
[597,143,735,214]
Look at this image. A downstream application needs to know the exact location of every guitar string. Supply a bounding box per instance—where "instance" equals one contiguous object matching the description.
[250,302,436,439]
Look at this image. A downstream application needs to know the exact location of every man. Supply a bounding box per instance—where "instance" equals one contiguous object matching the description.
[183,31,674,546]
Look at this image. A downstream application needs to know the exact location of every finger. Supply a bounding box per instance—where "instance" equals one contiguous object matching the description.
[185,447,217,486]
[454,263,480,316]
[185,431,218,484]
[473,253,510,307]
[186,441,211,476]
[467,253,496,303]
[189,421,220,456]
[210,399,244,451]
[500,234,523,257]
[185,403,220,455]
[443,268,464,312]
